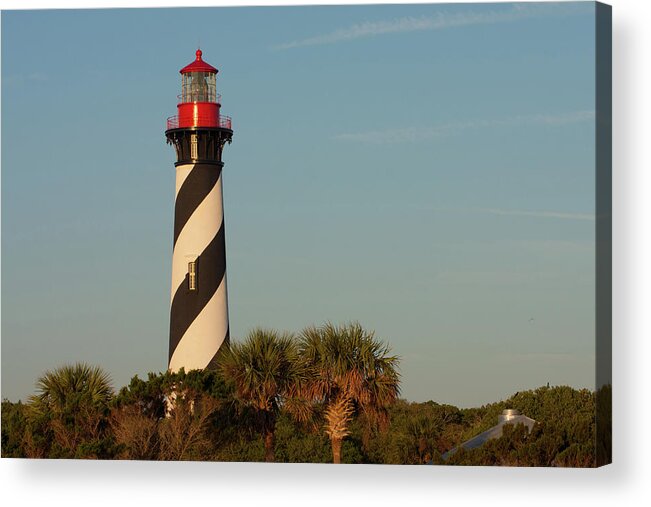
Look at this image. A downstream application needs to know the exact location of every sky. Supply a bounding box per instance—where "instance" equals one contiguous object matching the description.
[1,2,597,407]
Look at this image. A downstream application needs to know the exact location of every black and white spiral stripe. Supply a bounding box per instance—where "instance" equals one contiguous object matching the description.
[168,162,229,372]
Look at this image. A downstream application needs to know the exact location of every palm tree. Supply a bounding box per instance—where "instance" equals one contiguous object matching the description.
[30,363,113,414]
[219,328,306,462]
[28,363,114,457]
[298,322,401,464]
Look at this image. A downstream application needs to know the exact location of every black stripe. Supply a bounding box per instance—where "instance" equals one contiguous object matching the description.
[169,223,227,362]
[174,163,222,246]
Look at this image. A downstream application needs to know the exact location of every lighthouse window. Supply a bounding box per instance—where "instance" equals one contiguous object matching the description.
[188,261,197,291]
[181,72,216,103]
[208,74,216,102]
[191,72,208,101]
[191,134,198,160]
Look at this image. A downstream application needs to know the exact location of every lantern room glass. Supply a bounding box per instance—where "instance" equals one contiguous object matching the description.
[181,72,217,103]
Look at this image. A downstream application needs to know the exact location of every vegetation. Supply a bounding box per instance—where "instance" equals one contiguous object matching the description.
[1,323,603,466]
[298,323,401,463]
[23,363,116,459]
[444,385,597,467]
[219,328,306,462]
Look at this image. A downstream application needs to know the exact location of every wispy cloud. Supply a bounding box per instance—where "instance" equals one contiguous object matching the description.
[2,73,49,86]
[501,352,593,364]
[334,110,595,144]
[477,208,595,221]
[273,3,589,50]
[426,207,596,223]
[436,270,557,286]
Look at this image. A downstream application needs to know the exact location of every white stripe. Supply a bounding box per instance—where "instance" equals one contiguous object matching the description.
[170,173,224,302]
[175,164,193,198]
[168,275,229,373]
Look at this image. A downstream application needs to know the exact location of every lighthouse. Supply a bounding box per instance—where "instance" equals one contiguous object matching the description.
[165,50,233,373]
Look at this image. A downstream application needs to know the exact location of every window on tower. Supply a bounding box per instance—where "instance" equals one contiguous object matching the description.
[191,134,198,160]
[188,261,197,291]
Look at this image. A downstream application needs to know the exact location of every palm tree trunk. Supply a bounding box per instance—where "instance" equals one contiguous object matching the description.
[331,437,343,464]
[264,429,275,463]
[325,397,353,464]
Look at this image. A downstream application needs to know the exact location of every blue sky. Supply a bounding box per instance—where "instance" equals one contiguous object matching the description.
[2,2,596,407]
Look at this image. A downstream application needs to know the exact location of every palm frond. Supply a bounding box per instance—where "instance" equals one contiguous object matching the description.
[298,321,402,460]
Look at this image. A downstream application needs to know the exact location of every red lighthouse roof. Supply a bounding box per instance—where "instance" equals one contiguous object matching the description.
[180,49,218,74]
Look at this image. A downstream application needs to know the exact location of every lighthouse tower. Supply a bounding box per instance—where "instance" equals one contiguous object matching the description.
[165,50,233,373]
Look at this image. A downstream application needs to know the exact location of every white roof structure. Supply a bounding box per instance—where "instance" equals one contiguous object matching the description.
[442,409,536,460]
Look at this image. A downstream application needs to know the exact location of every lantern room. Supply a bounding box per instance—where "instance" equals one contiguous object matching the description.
[166,49,232,130]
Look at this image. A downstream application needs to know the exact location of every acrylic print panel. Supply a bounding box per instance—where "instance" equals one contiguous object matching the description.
[0,2,611,466]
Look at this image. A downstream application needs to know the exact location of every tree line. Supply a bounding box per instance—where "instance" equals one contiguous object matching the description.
[1,322,604,466]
